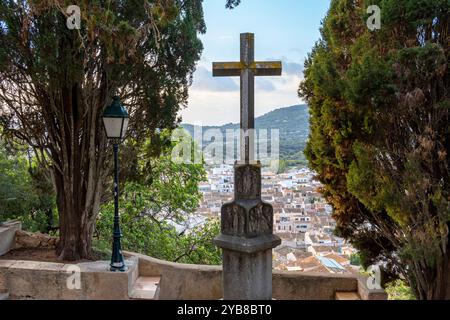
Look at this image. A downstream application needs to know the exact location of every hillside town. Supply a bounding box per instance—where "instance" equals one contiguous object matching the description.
[196,165,359,275]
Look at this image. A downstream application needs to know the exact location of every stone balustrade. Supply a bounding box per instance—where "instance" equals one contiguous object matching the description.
[0,221,387,300]
[125,251,387,300]
[0,250,387,300]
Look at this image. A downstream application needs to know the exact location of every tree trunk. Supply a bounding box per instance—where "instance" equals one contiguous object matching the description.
[427,226,450,300]
[445,257,450,300]
[46,81,110,261]
[55,168,101,260]
[411,239,450,300]
[433,242,450,300]
[427,255,450,300]
[446,230,450,300]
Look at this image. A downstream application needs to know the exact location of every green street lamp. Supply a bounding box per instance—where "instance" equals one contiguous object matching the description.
[102,96,129,272]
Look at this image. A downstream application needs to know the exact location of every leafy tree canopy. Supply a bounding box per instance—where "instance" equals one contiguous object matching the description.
[0,0,206,260]
[225,0,241,9]
[96,134,221,265]
[300,0,449,299]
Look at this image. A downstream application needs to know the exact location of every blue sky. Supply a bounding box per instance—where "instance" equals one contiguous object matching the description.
[181,0,331,125]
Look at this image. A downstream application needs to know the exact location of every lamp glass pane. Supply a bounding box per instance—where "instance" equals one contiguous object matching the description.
[103,117,124,138]
[121,118,129,139]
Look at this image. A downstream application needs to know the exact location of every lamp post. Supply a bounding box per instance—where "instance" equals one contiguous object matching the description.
[102,96,129,272]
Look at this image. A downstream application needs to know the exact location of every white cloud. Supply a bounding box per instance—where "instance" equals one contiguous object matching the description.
[192,65,239,92]
[265,57,303,76]
[183,90,240,126]
[283,61,303,76]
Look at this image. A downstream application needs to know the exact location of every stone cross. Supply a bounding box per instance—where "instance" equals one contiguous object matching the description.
[212,33,282,300]
[213,33,282,164]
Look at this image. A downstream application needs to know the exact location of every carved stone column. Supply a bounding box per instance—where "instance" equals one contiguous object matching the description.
[214,162,281,300]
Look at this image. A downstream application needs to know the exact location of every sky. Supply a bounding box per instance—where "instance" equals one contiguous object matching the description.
[180,0,331,126]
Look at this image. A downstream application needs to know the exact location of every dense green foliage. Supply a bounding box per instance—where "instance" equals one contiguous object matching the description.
[0,142,35,221]
[1,126,222,264]
[349,253,361,266]
[96,135,221,265]
[300,0,449,299]
[385,280,416,300]
[0,0,207,260]
[96,183,221,265]
[225,0,241,9]
[0,137,56,232]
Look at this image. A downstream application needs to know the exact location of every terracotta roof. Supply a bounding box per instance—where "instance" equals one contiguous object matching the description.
[295,256,321,270]
[274,245,311,260]
[311,245,338,253]
[293,251,313,260]
[323,253,349,265]
[304,265,330,273]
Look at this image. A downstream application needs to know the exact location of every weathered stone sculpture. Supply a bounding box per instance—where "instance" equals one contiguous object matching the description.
[212,33,282,300]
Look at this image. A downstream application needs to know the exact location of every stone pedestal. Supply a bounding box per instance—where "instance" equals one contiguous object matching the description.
[214,162,281,300]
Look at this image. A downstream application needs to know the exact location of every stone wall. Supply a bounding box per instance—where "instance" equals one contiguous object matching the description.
[0,221,387,300]
[127,252,223,300]
[125,251,386,300]
[0,248,387,300]
[0,221,22,256]
[0,258,138,300]
[273,271,360,300]
[14,230,59,250]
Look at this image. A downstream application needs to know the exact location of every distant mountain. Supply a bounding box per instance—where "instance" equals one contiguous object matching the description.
[182,105,310,166]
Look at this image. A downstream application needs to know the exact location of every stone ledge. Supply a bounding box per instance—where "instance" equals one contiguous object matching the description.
[0,257,138,300]
[1,249,389,300]
[126,251,386,300]
[124,252,223,300]
[0,221,22,256]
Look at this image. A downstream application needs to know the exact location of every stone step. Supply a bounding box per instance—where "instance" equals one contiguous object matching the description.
[0,291,9,300]
[130,277,160,300]
[335,292,361,300]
